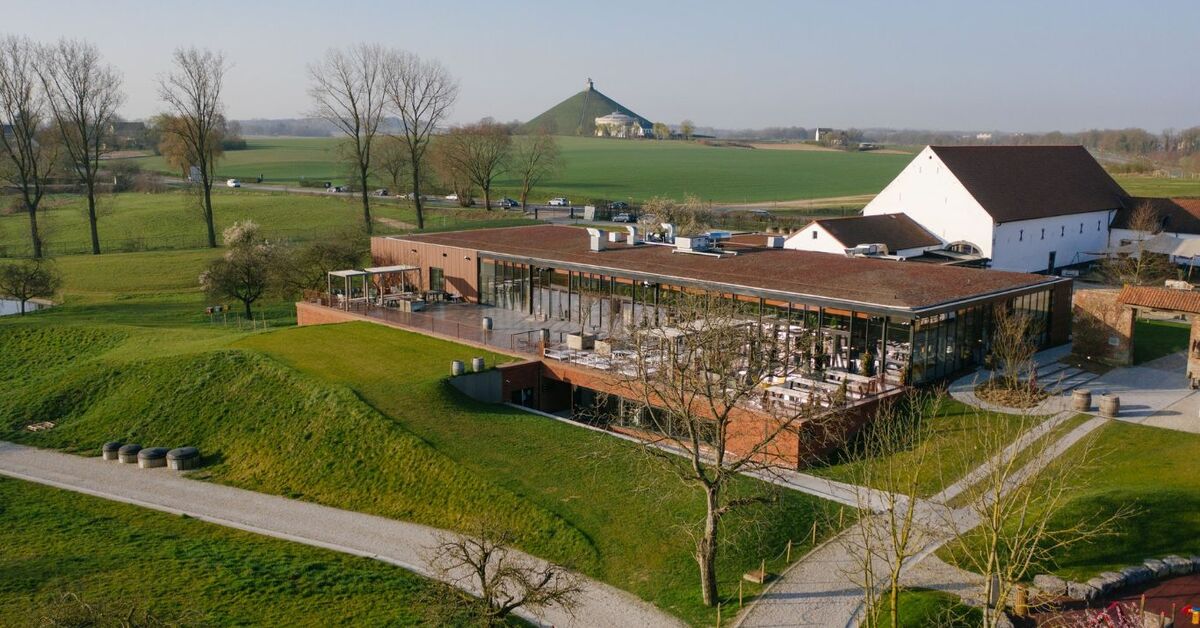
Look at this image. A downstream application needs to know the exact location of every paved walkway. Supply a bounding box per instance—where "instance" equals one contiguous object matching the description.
[0,441,681,628]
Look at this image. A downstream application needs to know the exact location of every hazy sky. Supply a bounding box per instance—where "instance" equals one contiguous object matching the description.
[10,0,1199,132]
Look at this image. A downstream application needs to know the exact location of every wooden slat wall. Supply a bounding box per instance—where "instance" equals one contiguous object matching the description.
[371,237,480,301]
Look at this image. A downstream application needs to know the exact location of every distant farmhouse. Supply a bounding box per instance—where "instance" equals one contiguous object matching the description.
[788,145,1200,273]
[521,78,654,137]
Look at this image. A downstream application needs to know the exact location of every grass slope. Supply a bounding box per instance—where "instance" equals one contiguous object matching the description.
[235,322,839,624]
[1114,175,1200,198]
[0,477,451,625]
[520,87,651,135]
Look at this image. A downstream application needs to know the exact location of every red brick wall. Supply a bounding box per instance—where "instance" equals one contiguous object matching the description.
[1072,289,1133,366]
[499,360,542,407]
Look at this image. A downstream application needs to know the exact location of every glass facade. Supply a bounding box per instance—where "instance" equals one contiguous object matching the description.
[478,256,1055,385]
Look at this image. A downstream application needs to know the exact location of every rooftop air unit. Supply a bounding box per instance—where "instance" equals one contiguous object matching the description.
[625,225,642,244]
[607,230,626,243]
[766,235,785,249]
[586,228,607,252]
[675,235,712,252]
[661,223,676,242]
[707,230,732,242]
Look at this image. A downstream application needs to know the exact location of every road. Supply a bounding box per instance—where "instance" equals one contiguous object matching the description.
[0,441,682,628]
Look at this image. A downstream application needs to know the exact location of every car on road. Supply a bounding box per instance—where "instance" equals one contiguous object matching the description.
[612,212,634,223]
[329,185,348,193]
[373,189,389,197]
[548,197,570,207]
[226,179,241,188]
[607,201,629,210]
[749,209,774,219]
[445,193,459,201]
[499,198,520,209]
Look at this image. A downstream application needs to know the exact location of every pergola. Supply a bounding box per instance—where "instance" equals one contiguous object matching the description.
[327,265,422,309]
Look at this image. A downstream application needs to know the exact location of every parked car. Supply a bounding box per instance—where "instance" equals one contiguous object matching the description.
[749,209,773,219]
[226,179,241,188]
[607,201,629,210]
[445,193,459,201]
[372,188,389,197]
[548,197,570,207]
[499,197,520,209]
[330,185,348,193]
[612,212,634,223]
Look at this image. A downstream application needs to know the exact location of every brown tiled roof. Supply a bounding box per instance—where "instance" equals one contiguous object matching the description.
[1111,197,1200,234]
[395,225,1062,312]
[1117,285,1200,314]
[809,213,941,251]
[931,145,1129,223]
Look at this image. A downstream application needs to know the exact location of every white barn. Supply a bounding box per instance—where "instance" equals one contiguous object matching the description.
[863,145,1129,273]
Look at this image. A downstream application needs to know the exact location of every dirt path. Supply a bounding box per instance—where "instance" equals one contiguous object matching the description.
[0,441,682,628]
[715,194,876,211]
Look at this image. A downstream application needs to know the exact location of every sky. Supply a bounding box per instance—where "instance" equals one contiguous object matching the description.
[9,0,1200,132]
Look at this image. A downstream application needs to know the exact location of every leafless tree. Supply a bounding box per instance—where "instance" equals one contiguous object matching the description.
[611,291,827,606]
[157,47,227,248]
[938,409,1129,628]
[0,259,61,314]
[1102,200,1176,285]
[843,391,941,628]
[425,520,582,626]
[434,120,511,211]
[39,38,124,255]
[384,50,458,230]
[308,44,388,234]
[373,133,410,195]
[638,195,715,236]
[510,131,562,218]
[989,307,1039,396]
[0,35,58,259]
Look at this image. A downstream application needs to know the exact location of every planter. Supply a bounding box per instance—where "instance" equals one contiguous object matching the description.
[167,447,201,471]
[1072,388,1092,412]
[117,443,142,464]
[566,333,596,351]
[137,447,169,469]
[594,339,613,356]
[102,441,123,461]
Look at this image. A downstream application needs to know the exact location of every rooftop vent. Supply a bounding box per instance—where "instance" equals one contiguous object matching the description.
[586,228,607,252]
[661,223,676,242]
[625,225,642,244]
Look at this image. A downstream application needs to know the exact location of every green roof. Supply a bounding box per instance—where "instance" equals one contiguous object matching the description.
[519,85,651,135]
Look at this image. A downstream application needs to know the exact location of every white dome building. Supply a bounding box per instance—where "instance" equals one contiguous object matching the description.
[594,111,650,138]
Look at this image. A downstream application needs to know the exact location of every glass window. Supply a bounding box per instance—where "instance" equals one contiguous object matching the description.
[429,267,445,292]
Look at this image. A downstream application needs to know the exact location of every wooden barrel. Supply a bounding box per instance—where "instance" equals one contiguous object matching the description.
[1099,394,1120,418]
[117,444,142,464]
[137,447,169,469]
[471,357,485,372]
[167,447,201,471]
[102,441,123,461]
[451,360,465,376]
[1072,389,1092,412]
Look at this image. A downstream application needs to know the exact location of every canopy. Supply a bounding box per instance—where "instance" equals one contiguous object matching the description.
[328,269,368,278]
[363,264,419,274]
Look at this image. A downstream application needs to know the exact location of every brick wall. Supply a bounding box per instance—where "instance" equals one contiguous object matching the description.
[1072,289,1134,366]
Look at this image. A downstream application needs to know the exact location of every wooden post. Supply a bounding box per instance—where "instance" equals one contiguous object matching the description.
[839,506,844,528]
[739,580,743,608]
[786,539,792,562]
[811,520,818,546]
[716,602,721,628]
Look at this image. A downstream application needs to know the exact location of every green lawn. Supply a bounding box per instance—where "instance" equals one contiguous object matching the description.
[0,477,465,626]
[0,249,840,626]
[1040,421,1200,582]
[0,189,532,257]
[871,588,981,627]
[1113,175,1200,198]
[127,136,913,204]
[808,398,1034,497]
[1133,318,1190,364]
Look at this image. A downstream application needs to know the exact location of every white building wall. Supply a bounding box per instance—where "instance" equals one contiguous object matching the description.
[989,210,1114,272]
[862,146,991,257]
[784,223,851,255]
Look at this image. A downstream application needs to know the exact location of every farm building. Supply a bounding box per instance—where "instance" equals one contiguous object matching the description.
[784,213,943,259]
[862,145,1131,272]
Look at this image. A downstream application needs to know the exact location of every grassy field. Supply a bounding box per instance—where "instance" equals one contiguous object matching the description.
[128,136,913,204]
[872,588,981,627]
[1113,175,1200,198]
[808,398,1034,497]
[0,477,466,625]
[0,248,839,625]
[0,189,532,257]
[1133,318,1190,364]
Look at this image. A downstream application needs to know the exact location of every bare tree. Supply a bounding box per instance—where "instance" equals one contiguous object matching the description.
[373,133,410,195]
[39,39,124,255]
[434,120,511,210]
[384,50,458,230]
[308,44,388,234]
[153,113,226,179]
[844,391,941,628]
[1103,200,1176,285]
[0,35,58,259]
[429,138,474,207]
[0,259,61,314]
[611,291,824,606]
[939,409,1129,628]
[510,131,562,219]
[157,47,227,248]
[425,520,582,626]
[989,307,1039,396]
[638,195,715,236]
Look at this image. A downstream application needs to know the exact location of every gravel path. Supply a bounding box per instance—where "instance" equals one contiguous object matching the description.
[0,441,681,628]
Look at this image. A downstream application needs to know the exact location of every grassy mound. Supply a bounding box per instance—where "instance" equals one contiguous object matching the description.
[0,477,452,625]
[1,347,595,569]
[0,326,127,384]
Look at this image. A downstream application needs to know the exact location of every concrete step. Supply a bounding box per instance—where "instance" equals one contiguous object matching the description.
[1034,361,1072,379]
[1048,371,1102,395]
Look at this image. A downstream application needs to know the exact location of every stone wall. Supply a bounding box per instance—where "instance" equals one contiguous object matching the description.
[1072,289,1134,366]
